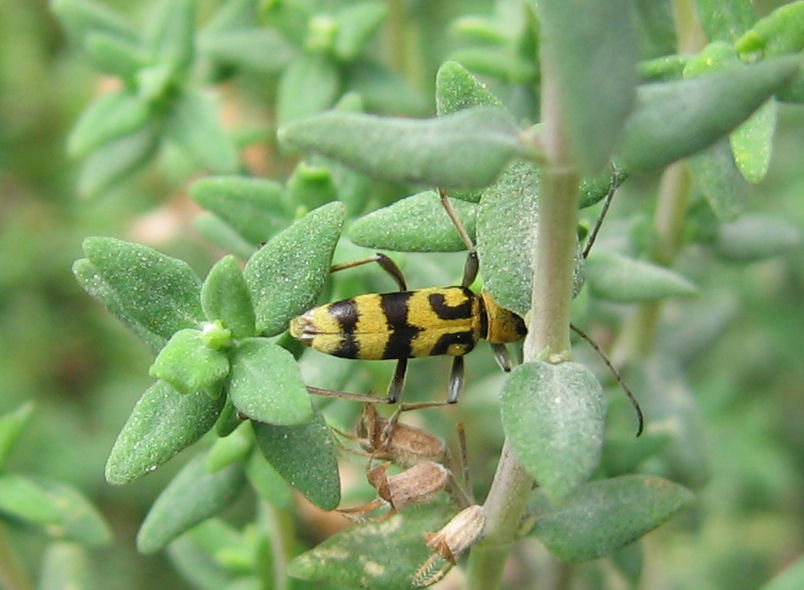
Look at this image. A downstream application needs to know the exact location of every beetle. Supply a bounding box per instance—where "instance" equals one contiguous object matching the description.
[290,190,525,405]
[291,185,644,434]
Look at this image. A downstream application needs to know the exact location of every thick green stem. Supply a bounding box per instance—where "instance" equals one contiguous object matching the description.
[467,37,579,590]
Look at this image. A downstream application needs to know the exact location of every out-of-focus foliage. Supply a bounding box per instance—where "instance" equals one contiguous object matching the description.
[0,1,802,589]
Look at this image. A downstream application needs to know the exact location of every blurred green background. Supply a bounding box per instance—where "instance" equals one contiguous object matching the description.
[0,1,802,589]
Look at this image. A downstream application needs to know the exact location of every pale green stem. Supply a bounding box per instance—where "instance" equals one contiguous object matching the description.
[0,524,33,590]
[466,35,580,590]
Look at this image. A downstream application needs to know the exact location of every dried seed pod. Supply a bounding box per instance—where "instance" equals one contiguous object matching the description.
[339,461,450,522]
[358,405,448,466]
[412,505,485,587]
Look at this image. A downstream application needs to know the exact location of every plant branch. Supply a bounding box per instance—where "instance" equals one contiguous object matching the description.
[467,35,580,590]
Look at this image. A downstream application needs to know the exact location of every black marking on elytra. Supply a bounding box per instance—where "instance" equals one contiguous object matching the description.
[380,291,421,359]
[478,297,489,340]
[430,330,477,356]
[428,288,474,320]
[329,299,359,358]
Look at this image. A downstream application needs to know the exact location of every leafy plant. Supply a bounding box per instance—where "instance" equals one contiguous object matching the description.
[30,0,803,589]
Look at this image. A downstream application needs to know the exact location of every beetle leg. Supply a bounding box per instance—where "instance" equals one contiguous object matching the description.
[447,355,464,403]
[386,357,408,403]
[490,343,512,372]
[330,253,407,290]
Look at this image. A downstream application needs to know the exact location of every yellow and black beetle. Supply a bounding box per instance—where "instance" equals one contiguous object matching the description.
[290,190,526,405]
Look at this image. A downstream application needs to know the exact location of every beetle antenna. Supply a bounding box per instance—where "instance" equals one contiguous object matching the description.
[582,164,621,260]
[570,323,644,437]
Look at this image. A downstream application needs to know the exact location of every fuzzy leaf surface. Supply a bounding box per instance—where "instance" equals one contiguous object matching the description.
[619,57,799,172]
[149,328,230,395]
[201,255,256,339]
[288,504,450,588]
[502,361,606,502]
[244,202,345,336]
[538,0,637,172]
[277,54,341,124]
[435,60,504,116]
[278,107,522,189]
[253,409,340,510]
[137,454,246,553]
[106,381,224,484]
[190,176,289,245]
[687,139,749,222]
[586,250,697,302]
[530,475,694,561]
[348,191,476,252]
[476,159,540,318]
[227,338,312,425]
[77,237,203,352]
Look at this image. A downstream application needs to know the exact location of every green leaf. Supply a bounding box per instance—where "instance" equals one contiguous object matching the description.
[68,90,151,157]
[0,402,34,469]
[632,0,677,58]
[190,176,288,245]
[149,329,230,395]
[166,520,241,590]
[146,0,196,71]
[51,0,136,47]
[333,2,388,61]
[578,164,628,209]
[73,259,164,352]
[638,55,688,81]
[32,478,112,545]
[502,361,607,502]
[730,98,778,183]
[0,472,61,526]
[447,48,537,84]
[631,356,709,488]
[345,59,429,115]
[736,1,804,57]
[85,32,150,81]
[436,60,505,116]
[206,425,252,473]
[586,250,697,302]
[0,475,110,545]
[714,214,801,261]
[244,202,345,336]
[538,0,637,172]
[476,159,540,318]
[137,454,246,554]
[78,237,203,350]
[288,504,450,588]
[760,554,804,590]
[106,381,225,484]
[277,54,341,124]
[199,28,297,73]
[193,213,257,260]
[348,191,476,252]
[696,0,755,42]
[39,544,94,590]
[619,56,800,172]
[202,256,256,339]
[687,139,749,222]
[165,90,239,174]
[245,451,293,510]
[286,162,339,211]
[278,107,522,190]
[77,123,159,198]
[530,475,694,561]
[253,409,340,510]
[227,338,311,425]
